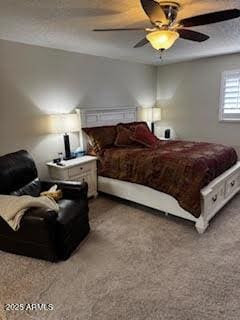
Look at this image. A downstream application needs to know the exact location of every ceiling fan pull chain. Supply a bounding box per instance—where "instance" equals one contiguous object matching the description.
[159,48,165,61]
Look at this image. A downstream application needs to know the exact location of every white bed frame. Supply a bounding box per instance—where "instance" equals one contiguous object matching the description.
[76,107,240,233]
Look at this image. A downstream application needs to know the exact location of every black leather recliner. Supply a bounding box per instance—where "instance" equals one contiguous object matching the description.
[0,150,90,261]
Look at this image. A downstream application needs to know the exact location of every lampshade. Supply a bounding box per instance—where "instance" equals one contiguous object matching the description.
[153,108,162,121]
[142,108,162,122]
[142,108,153,122]
[47,113,79,134]
[146,30,179,50]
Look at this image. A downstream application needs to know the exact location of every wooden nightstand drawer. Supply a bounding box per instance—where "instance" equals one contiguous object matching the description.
[68,162,95,178]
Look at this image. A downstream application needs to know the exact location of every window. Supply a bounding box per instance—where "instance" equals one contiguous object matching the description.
[219,70,240,121]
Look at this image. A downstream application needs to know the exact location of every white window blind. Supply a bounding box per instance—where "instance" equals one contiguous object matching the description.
[220,70,240,121]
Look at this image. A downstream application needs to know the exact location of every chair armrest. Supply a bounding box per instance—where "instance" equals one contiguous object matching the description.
[23,207,58,224]
[41,180,88,200]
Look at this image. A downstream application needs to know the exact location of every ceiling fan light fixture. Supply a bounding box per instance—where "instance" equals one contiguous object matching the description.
[146,30,179,50]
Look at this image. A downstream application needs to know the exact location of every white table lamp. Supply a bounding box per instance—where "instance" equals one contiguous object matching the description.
[48,113,79,160]
[142,107,161,133]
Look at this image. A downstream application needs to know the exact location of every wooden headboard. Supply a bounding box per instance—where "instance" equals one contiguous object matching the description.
[76,107,138,150]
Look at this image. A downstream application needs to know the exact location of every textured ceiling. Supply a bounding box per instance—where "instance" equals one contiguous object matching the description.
[0,0,240,65]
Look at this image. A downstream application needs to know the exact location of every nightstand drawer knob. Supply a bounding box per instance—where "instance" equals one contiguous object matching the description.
[231,180,235,187]
[212,195,218,202]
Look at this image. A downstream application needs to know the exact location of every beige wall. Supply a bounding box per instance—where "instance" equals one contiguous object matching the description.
[157,53,240,149]
[0,39,157,177]
[2,38,239,180]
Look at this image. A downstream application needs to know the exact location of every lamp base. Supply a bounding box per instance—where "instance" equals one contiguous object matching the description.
[63,155,76,161]
[151,122,155,134]
[63,133,76,160]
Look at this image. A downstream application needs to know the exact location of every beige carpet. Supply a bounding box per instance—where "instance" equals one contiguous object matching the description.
[1,194,240,320]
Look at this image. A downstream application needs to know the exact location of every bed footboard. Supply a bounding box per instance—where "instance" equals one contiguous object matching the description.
[98,162,240,233]
[197,161,240,233]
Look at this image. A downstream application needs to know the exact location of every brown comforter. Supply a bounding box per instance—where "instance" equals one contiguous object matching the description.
[98,140,237,217]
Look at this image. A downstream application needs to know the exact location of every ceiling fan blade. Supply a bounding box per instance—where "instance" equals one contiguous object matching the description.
[178,29,209,42]
[93,28,145,32]
[140,0,167,24]
[134,37,149,48]
[180,9,240,27]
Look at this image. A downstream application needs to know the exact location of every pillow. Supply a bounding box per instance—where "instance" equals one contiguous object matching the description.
[114,125,136,147]
[87,143,97,156]
[131,124,159,147]
[10,178,41,197]
[83,125,117,153]
[118,121,150,132]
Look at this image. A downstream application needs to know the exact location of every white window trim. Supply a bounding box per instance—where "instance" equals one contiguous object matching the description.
[219,69,240,122]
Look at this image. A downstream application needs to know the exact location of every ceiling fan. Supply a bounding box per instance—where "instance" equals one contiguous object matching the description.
[93,0,240,51]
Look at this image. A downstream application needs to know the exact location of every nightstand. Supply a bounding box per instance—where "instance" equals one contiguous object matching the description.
[46,156,98,198]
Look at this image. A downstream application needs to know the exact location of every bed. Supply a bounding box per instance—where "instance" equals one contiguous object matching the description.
[76,107,240,233]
